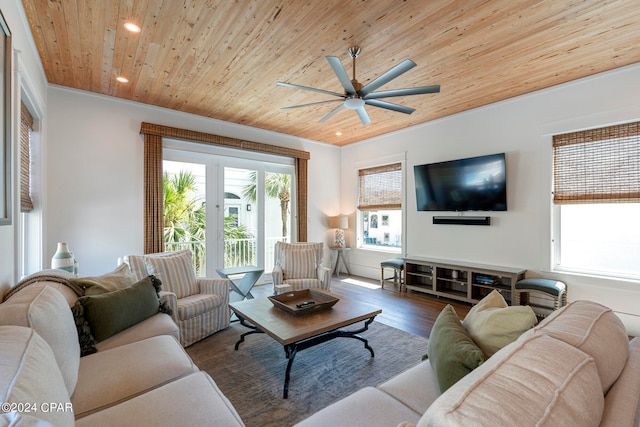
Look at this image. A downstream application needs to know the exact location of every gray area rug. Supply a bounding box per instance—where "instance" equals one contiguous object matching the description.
[187,320,428,427]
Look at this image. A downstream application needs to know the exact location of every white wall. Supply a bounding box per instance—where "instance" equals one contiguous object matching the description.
[341,62,640,334]
[45,86,341,276]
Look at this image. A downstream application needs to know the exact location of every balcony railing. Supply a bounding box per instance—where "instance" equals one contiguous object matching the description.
[165,237,285,277]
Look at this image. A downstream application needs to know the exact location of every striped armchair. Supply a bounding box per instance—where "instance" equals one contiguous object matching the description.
[272,242,331,292]
[120,250,230,347]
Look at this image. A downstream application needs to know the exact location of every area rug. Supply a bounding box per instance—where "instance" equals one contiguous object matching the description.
[187,320,428,427]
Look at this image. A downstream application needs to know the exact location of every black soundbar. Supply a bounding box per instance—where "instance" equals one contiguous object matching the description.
[433,216,491,226]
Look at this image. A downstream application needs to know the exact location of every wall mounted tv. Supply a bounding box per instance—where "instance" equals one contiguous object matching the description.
[414,153,507,211]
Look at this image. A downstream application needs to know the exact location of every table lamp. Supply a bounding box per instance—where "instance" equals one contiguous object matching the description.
[329,215,348,248]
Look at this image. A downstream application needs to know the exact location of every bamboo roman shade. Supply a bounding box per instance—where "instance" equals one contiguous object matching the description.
[358,163,402,210]
[20,103,34,212]
[553,121,640,204]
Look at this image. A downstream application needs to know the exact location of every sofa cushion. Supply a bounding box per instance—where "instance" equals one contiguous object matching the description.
[69,263,138,296]
[600,338,640,427]
[527,300,628,393]
[94,312,179,352]
[0,326,74,427]
[282,247,317,280]
[177,293,223,321]
[378,360,441,415]
[426,304,485,392]
[419,334,604,427]
[0,285,80,395]
[462,289,537,357]
[72,335,197,418]
[0,412,55,426]
[144,250,197,298]
[293,386,422,427]
[72,276,171,353]
[74,372,244,427]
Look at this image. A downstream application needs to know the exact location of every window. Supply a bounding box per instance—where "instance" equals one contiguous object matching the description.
[552,121,640,279]
[19,99,43,277]
[357,162,403,251]
[163,145,295,276]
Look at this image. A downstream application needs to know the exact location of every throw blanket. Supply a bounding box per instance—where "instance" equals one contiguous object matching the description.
[3,274,85,302]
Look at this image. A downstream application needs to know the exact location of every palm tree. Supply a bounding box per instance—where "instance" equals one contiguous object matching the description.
[163,171,206,271]
[242,171,291,239]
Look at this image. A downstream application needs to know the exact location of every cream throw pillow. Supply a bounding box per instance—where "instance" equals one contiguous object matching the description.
[70,263,138,296]
[463,290,537,357]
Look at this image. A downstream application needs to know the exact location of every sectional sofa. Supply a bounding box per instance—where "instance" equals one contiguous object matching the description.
[0,269,244,426]
[297,299,640,426]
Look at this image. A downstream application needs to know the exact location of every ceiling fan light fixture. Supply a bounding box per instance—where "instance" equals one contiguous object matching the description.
[344,97,365,110]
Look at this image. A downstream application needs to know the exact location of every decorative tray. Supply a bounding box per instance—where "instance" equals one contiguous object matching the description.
[268,289,339,316]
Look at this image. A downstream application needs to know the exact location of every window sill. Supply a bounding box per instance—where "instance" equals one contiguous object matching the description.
[358,245,402,254]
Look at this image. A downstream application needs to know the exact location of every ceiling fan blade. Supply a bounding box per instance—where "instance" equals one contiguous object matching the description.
[281,99,344,110]
[277,81,345,98]
[364,85,441,99]
[319,104,345,123]
[356,106,371,125]
[359,59,417,96]
[365,99,415,114]
[326,56,356,94]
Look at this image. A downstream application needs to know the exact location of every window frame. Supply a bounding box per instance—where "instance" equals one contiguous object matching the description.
[355,155,406,254]
[551,120,640,280]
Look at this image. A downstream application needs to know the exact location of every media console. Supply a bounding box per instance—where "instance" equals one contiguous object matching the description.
[404,257,526,305]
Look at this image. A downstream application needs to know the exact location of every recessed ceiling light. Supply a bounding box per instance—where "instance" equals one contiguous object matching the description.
[336,131,342,136]
[116,76,129,83]
[124,22,141,33]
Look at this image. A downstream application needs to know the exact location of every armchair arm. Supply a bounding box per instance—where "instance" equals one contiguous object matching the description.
[317,266,332,290]
[197,278,230,302]
[158,290,178,323]
[272,265,284,287]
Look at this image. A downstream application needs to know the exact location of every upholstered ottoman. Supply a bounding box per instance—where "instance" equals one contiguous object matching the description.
[514,278,567,318]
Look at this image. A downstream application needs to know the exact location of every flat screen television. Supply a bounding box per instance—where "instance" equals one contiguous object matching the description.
[414,153,507,211]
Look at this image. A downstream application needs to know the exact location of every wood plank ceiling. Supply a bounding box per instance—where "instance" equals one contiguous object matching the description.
[21,0,640,146]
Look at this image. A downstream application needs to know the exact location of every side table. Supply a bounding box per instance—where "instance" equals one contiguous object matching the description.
[330,247,351,277]
[216,266,264,302]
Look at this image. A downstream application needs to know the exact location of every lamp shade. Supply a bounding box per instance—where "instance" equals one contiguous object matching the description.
[329,215,348,229]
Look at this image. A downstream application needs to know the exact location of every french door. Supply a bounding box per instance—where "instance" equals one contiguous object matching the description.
[163,143,295,277]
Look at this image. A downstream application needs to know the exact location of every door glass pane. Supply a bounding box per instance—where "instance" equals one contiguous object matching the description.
[265,171,292,272]
[163,160,206,276]
[224,167,257,268]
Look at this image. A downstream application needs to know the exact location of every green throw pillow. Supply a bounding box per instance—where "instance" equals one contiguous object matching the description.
[426,304,486,393]
[72,275,172,355]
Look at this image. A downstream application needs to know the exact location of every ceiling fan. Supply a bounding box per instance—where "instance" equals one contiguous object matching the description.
[277,46,440,125]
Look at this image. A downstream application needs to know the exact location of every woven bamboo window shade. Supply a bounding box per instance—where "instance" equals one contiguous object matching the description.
[139,122,310,254]
[20,103,34,212]
[358,163,402,210]
[553,121,640,205]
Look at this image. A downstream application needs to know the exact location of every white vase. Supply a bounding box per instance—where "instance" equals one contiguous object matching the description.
[51,242,74,274]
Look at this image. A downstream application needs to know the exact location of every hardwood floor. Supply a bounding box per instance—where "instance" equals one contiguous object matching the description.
[251,274,472,339]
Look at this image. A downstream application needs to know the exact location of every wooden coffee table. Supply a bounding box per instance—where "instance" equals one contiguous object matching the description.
[229,292,382,398]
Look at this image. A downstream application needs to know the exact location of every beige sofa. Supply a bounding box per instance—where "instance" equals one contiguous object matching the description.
[0,269,244,426]
[296,300,640,427]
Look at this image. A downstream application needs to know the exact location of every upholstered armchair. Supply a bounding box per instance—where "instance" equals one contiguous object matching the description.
[120,250,230,347]
[272,242,331,292]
